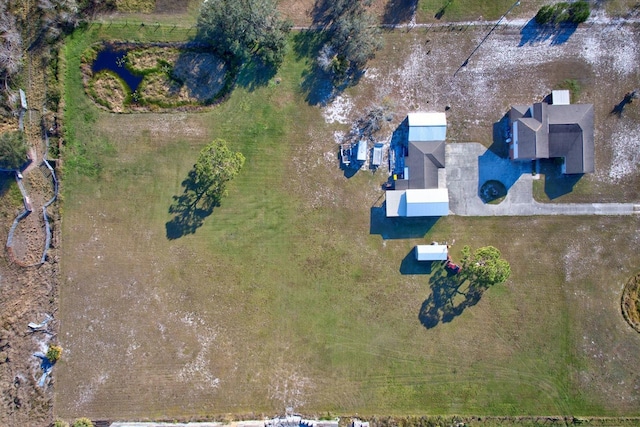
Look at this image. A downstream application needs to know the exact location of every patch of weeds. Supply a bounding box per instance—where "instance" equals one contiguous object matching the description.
[557,78,582,102]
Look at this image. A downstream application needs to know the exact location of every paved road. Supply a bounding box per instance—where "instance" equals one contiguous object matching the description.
[446,143,640,216]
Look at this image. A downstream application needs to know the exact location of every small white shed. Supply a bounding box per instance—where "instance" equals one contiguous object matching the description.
[415,244,448,261]
[356,140,367,161]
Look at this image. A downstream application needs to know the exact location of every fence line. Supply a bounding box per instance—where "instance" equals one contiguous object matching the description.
[5,109,59,267]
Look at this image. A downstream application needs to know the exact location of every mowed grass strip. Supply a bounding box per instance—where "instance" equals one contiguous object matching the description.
[57,26,640,420]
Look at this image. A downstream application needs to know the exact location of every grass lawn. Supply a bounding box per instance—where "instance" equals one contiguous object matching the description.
[56,23,640,420]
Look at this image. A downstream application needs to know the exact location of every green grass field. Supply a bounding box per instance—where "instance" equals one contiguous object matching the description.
[56,21,640,421]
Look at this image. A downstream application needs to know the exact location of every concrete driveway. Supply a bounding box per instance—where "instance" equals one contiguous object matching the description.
[445,143,639,216]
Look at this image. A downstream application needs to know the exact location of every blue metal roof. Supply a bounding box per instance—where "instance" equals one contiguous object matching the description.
[408,125,446,142]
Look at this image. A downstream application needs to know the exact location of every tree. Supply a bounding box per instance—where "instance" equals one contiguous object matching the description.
[535,1,590,25]
[72,418,94,427]
[0,131,27,170]
[46,344,63,363]
[191,139,245,207]
[460,245,511,287]
[315,0,382,82]
[197,0,292,68]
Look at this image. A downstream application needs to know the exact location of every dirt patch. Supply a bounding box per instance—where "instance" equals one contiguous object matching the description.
[621,271,640,333]
[90,71,128,113]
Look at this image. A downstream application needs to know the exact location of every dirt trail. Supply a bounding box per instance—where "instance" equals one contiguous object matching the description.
[0,31,59,427]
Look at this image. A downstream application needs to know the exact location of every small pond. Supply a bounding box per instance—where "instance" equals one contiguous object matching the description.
[92,48,143,93]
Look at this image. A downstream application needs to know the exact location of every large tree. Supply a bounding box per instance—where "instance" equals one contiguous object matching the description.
[197,0,292,68]
[460,245,511,287]
[191,139,245,207]
[0,131,27,170]
[314,0,382,82]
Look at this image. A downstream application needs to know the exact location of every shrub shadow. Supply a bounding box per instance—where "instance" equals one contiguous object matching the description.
[165,169,218,240]
[418,267,487,329]
[382,0,418,26]
[369,205,438,239]
[538,159,583,199]
[518,19,578,46]
[610,91,638,117]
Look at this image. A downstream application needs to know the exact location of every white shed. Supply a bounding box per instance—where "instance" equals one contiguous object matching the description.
[356,140,367,161]
[415,244,448,261]
[385,188,449,217]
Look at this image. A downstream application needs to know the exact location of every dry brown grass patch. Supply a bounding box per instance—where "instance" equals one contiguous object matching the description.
[126,47,180,72]
[89,71,128,113]
[621,271,640,333]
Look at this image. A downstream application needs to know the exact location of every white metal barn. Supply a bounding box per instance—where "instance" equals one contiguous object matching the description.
[415,244,449,261]
[385,188,449,217]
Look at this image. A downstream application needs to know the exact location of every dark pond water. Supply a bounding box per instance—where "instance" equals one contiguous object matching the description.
[92,48,143,92]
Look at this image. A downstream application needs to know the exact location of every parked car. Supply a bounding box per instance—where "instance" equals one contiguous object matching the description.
[444,259,461,274]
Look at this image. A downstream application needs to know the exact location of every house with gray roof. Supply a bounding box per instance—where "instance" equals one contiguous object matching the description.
[386,112,449,217]
[509,90,594,174]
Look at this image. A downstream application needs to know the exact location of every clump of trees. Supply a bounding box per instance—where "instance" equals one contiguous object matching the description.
[197,0,292,68]
[315,0,382,84]
[535,1,590,25]
[460,245,511,287]
[0,131,27,170]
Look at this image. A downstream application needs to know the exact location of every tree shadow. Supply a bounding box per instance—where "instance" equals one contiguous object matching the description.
[165,168,218,240]
[172,49,234,101]
[297,2,371,105]
[382,0,418,27]
[538,159,583,199]
[400,250,434,275]
[418,267,487,329]
[489,113,510,159]
[369,205,438,239]
[518,19,578,46]
[235,56,278,91]
[610,91,638,117]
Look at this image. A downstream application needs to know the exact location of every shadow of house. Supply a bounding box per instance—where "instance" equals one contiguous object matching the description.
[477,148,530,198]
[369,205,438,239]
[400,249,435,275]
[489,113,510,158]
[165,169,218,240]
[382,0,418,27]
[418,268,488,329]
[538,158,583,199]
[518,19,578,46]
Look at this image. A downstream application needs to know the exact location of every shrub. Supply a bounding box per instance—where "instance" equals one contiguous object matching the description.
[72,418,94,427]
[54,420,70,427]
[46,345,63,363]
[0,131,28,170]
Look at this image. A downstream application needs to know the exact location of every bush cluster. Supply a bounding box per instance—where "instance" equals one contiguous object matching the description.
[535,1,590,25]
